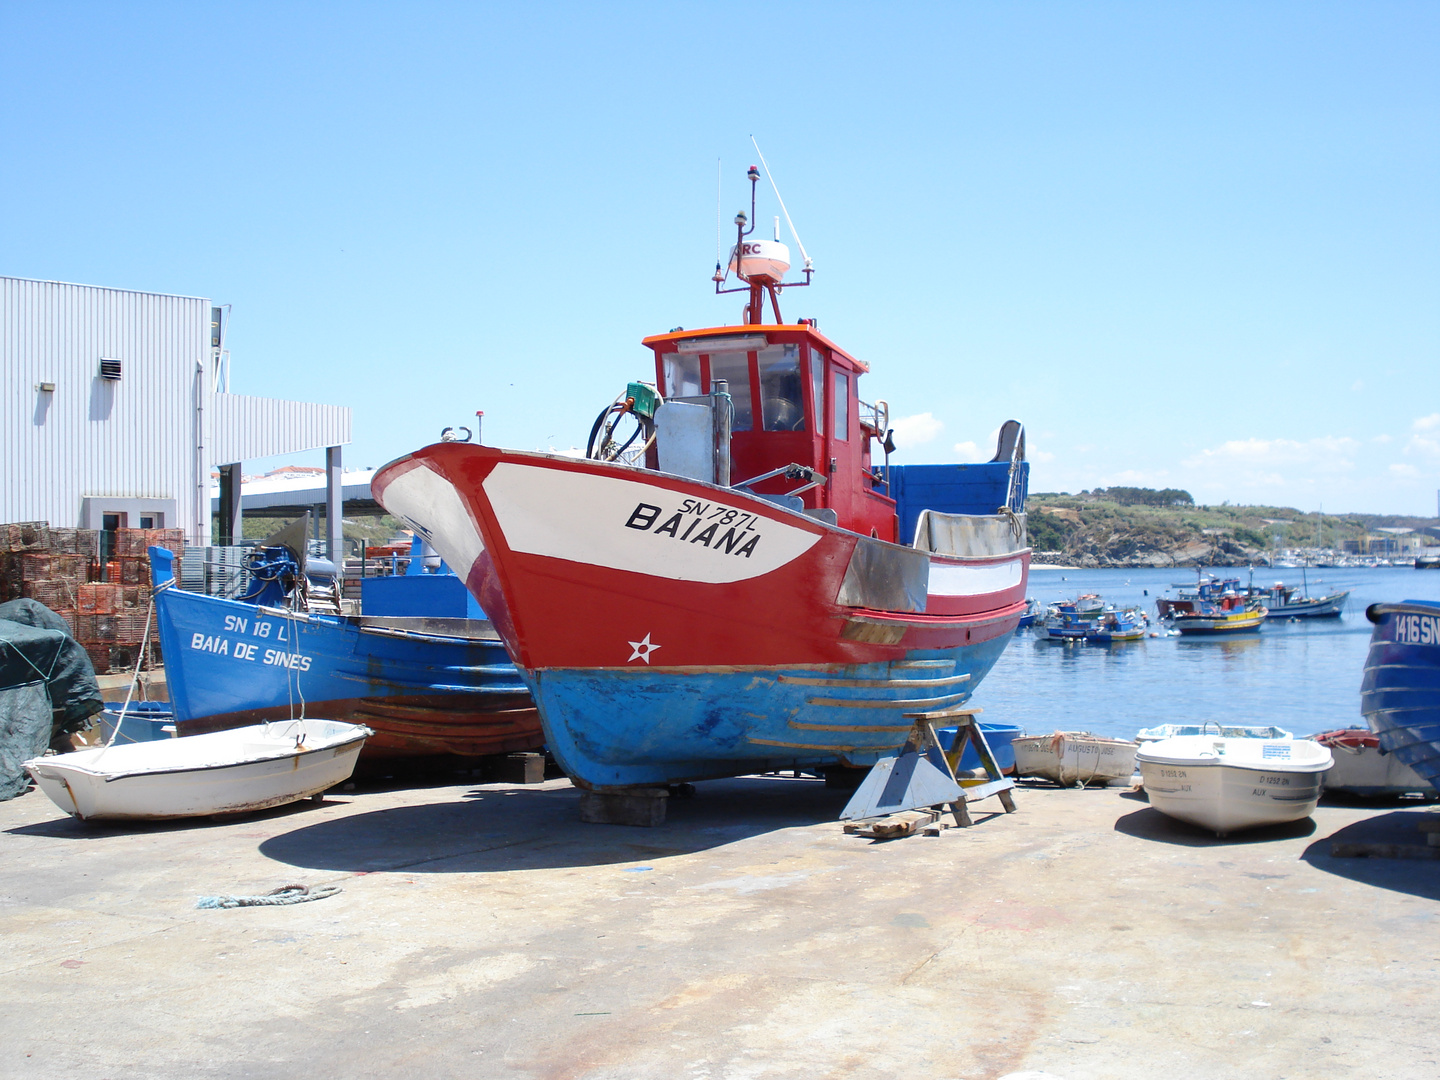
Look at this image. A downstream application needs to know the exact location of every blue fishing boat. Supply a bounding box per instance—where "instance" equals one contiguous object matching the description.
[149,547,541,762]
[1017,598,1043,628]
[1084,607,1148,643]
[1040,597,1145,643]
[1361,600,1440,787]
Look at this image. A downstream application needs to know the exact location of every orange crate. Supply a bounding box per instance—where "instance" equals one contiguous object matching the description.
[78,583,121,614]
[115,529,147,558]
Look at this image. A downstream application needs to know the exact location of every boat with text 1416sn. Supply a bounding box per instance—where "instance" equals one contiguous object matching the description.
[1361,600,1440,790]
[373,160,1032,791]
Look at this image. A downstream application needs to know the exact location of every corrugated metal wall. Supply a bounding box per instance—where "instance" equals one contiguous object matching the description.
[2,277,209,533]
[211,394,351,462]
[3,276,352,539]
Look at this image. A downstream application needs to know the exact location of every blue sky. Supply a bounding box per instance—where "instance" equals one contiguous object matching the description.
[3,1,1436,515]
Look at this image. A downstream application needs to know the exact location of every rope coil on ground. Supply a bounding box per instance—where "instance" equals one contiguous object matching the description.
[195,884,342,909]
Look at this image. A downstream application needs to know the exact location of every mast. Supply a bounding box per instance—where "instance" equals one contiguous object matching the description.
[714,163,812,323]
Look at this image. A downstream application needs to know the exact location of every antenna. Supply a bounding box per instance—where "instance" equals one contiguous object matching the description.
[714,158,725,281]
[750,135,812,270]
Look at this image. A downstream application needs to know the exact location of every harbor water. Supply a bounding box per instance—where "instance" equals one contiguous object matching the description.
[972,565,1440,741]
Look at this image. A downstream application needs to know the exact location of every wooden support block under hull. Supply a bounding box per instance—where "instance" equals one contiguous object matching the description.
[579,788,670,827]
[480,752,545,785]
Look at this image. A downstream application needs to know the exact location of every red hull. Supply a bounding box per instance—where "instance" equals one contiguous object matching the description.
[373,445,1029,672]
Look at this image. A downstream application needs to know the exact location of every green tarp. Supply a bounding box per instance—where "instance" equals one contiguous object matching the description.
[0,599,104,800]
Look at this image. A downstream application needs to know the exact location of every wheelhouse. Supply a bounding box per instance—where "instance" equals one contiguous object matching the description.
[643,324,897,542]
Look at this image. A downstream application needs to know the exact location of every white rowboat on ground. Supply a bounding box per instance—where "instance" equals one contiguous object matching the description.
[1310,729,1437,799]
[1011,731,1139,787]
[1135,722,1293,743]
[1136,735,1333,837]
[24,719,371,821]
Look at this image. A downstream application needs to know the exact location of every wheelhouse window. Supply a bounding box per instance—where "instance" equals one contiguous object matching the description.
[663,354,702,398]
[810,351,826,432]
[759,344,806,431]
[707,350,753,432]
[832,370,849,441]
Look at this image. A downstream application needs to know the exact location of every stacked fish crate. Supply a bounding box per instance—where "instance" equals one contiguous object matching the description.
[0,521,184,674]
[0,521,91,635]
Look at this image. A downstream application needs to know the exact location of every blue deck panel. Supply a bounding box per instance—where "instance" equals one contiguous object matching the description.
[890,462,1030,546]
[361,574,485,619]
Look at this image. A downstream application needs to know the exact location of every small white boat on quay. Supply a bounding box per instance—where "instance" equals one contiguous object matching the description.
[1135,722,1293,743]
[1012,731,1138,787]
[1310,729,1437,799]
[1136,735,1333,837]
[24,719,371,822]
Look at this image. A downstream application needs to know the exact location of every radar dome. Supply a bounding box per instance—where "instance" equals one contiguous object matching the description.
[729,239,790,284]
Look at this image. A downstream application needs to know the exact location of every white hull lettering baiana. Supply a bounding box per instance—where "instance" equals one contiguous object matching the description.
[482,462,822,584]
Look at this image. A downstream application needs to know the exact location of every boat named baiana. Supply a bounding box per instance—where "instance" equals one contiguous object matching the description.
[374,163,1032,790]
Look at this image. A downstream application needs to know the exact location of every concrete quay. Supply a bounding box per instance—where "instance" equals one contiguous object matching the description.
[1,774,1436,1080]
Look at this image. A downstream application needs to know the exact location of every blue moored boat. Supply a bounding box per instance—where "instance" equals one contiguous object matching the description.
[1361,600,1440,787]
[1040,597,1146,643]
[150,547,541,762]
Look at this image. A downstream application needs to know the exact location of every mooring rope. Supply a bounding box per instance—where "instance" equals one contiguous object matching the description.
[195,884,342,909]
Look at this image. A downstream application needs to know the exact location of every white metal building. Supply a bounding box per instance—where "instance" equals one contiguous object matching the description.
[2,275,351,551]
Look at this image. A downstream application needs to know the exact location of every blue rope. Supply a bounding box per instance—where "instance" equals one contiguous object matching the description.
[196,884,341,909]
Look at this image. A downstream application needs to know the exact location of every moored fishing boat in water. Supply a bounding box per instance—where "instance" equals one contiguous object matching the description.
[1170,600,1267,635]
[1017,598,1043,628]
[1040,601,1147,644]
[1250,581,1349,619]
[1361,600,1440,789]
[150,545,541,763]
[1137,735,1332,836]
[1160,575,1266,634]
[373,163,1031,791]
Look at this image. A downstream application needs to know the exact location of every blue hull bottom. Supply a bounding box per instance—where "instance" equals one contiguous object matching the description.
[1362,601,1440,788]
[524,635,1014,789]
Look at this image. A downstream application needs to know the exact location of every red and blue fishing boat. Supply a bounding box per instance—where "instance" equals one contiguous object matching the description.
[1361,600,1440,788]
[372,166,1031,790]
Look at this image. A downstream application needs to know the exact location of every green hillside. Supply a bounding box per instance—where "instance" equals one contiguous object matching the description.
[1026,489,1437,567]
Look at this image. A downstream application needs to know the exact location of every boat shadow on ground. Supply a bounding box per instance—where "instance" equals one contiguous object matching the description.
[1299,810,1440,902]
[1111,801,1319,847]
[4,793,328,839]
[257,775,852,874]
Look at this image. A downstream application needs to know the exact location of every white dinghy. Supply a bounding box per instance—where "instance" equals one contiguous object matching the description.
[1012,731,1138,787]
[1135,722,1292,743]
[1137,735,1332,837]
[25,719,371,821]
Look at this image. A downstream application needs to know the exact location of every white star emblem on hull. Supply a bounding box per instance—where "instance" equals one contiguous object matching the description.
[627,633,661,664]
